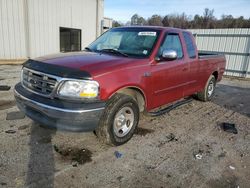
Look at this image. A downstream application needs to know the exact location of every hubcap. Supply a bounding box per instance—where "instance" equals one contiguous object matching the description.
[113,107,134,137]
[207,81,214,97]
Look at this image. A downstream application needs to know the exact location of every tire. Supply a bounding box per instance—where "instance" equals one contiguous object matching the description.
[197,75,216,102]
[95,93,139,146]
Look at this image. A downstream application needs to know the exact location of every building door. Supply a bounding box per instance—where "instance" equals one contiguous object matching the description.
[60,27,81,52]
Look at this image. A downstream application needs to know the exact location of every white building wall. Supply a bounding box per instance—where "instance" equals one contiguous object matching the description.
[0,0,104,59]
[27,0,102,58]
[0,0,26,59]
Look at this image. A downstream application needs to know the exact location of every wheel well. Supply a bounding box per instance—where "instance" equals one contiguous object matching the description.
[212,71,218,80]
[115,87,146,112]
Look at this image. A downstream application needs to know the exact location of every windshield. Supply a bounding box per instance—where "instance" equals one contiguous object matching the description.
[88,28,160,58]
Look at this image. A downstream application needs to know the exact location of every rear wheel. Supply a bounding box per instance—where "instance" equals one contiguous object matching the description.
[95,93,139,146]
[197,75,216,102]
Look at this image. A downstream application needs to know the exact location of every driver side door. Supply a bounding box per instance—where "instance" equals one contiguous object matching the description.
[151,33,188,109]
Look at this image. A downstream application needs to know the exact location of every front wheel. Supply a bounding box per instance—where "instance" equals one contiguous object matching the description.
[95,93,139,146]
[197,75,216,102]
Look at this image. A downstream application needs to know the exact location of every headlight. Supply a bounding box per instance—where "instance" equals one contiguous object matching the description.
[58,80,99,99]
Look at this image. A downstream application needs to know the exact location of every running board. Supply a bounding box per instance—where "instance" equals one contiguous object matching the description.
[148,98,193,117]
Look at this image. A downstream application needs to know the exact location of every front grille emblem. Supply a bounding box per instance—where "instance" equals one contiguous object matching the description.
[30,79,37,85]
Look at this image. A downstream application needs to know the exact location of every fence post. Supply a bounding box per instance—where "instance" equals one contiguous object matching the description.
[245,39,250,78]
[245,58,250,78]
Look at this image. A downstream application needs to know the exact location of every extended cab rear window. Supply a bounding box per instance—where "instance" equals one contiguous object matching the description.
[183,32,196,58]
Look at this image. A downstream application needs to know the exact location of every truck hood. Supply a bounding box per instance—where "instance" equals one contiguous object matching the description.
[35,51,144,77]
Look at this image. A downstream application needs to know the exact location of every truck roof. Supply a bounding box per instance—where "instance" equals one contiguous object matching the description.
[112,26,189,33]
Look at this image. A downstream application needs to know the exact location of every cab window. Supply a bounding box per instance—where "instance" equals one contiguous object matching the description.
[158,33,183,59]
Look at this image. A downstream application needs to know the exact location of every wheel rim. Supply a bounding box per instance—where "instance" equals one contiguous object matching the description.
[207,80,214,97]
[113,106,135,137]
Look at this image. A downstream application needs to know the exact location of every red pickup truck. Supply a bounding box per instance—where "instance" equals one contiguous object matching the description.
[14,27,226,145]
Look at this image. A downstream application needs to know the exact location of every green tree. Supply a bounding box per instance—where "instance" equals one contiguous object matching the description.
[125,10,250,29]
[220,15,235,28]
[112,20,122,28]
[147,15,163,26]
[131,14,146,25]
[192,14,203,28]
[162,13,190,28]
[162,15,170,27]
[203,8,216,28]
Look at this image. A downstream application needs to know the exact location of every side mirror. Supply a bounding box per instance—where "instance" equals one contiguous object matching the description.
[162,50,177,61]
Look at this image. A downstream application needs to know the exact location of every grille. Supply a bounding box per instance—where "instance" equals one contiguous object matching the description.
[22,68,58,96]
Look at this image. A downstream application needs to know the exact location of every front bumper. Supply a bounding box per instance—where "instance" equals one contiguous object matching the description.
[14,83,105,132]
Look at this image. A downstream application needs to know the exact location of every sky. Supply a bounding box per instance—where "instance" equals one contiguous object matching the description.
[104,0,250,23]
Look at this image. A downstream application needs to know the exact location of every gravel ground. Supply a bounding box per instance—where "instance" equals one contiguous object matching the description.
[0,65,249,188]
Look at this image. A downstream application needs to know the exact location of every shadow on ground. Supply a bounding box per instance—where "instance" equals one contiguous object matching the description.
[25,124,56,187]
[212,84,250,117]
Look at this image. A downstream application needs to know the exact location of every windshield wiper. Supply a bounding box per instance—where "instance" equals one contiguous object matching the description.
[84,47,93,52]
[100,49,128,57]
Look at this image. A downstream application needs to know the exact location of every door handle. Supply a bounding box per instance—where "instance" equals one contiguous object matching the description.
[143,72,152,77]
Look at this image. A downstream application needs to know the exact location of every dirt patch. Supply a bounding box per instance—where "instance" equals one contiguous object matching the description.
[53,145,92,165]
[5,130,16,134]
[207,172,239,188]
[158,133,178,147]
[212,84,250,117]
[0,100,16,110]
[37,137,52,144]
[18,124,29,130]
[135,127,155,136]
[6,111,25,120]
[0,85,11,91]
[0,182,7,186]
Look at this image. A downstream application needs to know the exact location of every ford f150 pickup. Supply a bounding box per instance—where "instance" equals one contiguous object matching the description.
[14,27,226,145]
